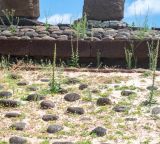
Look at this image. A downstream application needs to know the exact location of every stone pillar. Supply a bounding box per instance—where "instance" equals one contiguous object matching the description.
[0,0,40,19]
[83,0,125,21]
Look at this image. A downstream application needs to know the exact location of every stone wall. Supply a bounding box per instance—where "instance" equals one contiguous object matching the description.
[83,0,125,21]
[0,0,40,19]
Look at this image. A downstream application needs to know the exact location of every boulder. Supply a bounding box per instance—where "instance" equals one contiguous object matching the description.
[83,0,125,21]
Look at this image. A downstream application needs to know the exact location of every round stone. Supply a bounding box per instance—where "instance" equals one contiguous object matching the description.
[0,100,20,107]
[9,136,27,144]
[67,107,84,115]
[5,112,21,118]
[0,91,12,98]
[147,86,158,91]
[65,78,80,84]
[152,107,160,115]
[91,127,106,137]
[113,106,128,112]
[42,115,59,121]
[121,90,136,96]
[47,125,63,134]
[97,97,112,106]
[40,100,55,109]
[26,94,45,101]
[79,84,88,90]
[27,86,38,91]
[40,78,50,82]
[64,93,80,102]
[10,122,26,131]
[125,118,137,121]
[9,73,21,79]
[17,81,28,86]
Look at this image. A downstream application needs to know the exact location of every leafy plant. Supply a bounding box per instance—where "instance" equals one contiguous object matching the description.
[146,40,159,106]
[69,36,79,68]
[72,14,87,39]
[50,44,61,93]
[124,42,136,69]
[1,9,19,33]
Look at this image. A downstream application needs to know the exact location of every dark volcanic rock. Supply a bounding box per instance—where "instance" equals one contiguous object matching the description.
[147,86,158,91]
[47,125,63,134]
[125,118,137,121]
[121,90,136,96]
[17,81,28,86]
[91,127,107,137]
[26,94,45,101]
[64,93,80,102]
[9,73,21,79]
[65,78,80,84]
[40,78,50,82]
[27,86,38,91]
[40,100,55,109]
[9,136,27,144]
[10,122,26,131]
[0,100,20,107]
[152,107,160,115]
[67,107,84,115]
[79,84,88,90]
[83,0,125,21]
[0,91,12,98]
[42,114,59,121]
[97,97,112,106]
[113,106,128,112]
[5,112,21,118]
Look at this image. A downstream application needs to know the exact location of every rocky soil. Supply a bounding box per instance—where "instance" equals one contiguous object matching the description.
[0,69,160,144]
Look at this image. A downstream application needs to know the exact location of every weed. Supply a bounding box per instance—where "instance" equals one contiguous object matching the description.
[50,44,61,93]
[72,14,87,39]
[124,42,136,69]
[76,140,92,144]
[96,49,102,68]
[0,141,7,144]
[146,40,159,106]
[0,55,11,69]
[40,140,50,144]
[70,34,79,67]
[1,9,19,33]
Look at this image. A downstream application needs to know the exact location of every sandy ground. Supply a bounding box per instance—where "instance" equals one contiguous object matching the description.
[0,69,160,144]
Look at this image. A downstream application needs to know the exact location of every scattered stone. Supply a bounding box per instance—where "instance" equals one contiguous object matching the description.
[5,112,21,118]
[152,107,160,115]
[59,88,68,94]
[9,136,27,144]
[67,107,84,115]
[10,122,26,131]
[113,106,128,112]
[79,84,88,90]
[26,94,45,101]
[0,91,12,98]
[47,125,63,134]
[0,100,20,107]
[65,78,80,84]
[25,31,38,38]
[9,73,21,79]
[27,86,38,91]
[147,86,158,91]
[57,35,68,40]
[17,81,28,86]
[1,30,13,36]
[40,100,55,109]
[121,90,136,96]
[64,93,80,102]
[42,114,59,121]
[40,78,50,82]
[91,127,107,137]
[97,97,112,106]
[125,118,137,121]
